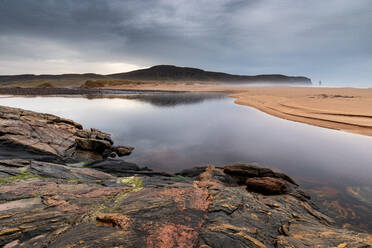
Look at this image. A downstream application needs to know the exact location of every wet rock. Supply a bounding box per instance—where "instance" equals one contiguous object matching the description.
[72,149,105,161]
[96,213,132,229]
[0,105,370,246]
[0,167,23,177]
[27,161,115,182]
[74,130,90,138]
[196,166,372,248]
[0,177,126,248]
[199,165,236,185]
[245,177,289,195]
[223,163,263,177]
[75,138,111,152]
[223,163,298,185]
[112,146,134,156]
[0,162,371,247]
[87,159,140,172]
[0,159,31,177]
[87,159,171,177]
[0,105,132,161]
[0,159,30,168]
[0,159,115,183]
[176,166,207,178]
[184,164,297,194]
[89,128,114,145]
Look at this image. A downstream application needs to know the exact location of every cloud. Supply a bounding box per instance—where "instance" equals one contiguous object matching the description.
[0,0,371,84]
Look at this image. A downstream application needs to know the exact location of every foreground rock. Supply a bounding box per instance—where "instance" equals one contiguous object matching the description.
[85,159,171,177]
[0,106,133,161]
[0,161,370,247]
[0,106,370,246]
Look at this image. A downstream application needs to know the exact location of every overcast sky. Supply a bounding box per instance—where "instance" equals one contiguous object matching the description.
[0,0,371,85]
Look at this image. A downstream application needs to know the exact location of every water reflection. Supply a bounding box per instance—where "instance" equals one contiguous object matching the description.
[0,93,371,232]
[85,92,225,107]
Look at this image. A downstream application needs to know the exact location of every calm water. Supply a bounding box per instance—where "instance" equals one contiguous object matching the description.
[0,93,371,232]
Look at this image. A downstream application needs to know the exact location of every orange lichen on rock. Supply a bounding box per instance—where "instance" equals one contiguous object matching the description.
[153,186,210,211]
[96,213,132,229]
[42,195,79,212]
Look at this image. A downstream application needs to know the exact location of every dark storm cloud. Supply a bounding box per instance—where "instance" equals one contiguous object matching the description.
[0,0,371,84]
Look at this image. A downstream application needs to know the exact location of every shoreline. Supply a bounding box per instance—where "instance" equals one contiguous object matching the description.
[84,84,372,137]
[0,104,371,245]
[1,84,372,137]
[228,86,372,137]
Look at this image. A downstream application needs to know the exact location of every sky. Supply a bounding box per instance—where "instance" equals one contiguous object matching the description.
[0,0,371,86]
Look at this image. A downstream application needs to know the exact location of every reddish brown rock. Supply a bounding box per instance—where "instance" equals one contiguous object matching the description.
[245,177,289,195]
[113,146,134,156]
[223,163,297,185]
[96,213,132,229]
[0,106,371,247]
[75,137,111,152]
[0,163,371,247]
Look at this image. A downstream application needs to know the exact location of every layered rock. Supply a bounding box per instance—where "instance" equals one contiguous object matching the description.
[0,106,133,161]
[0,106,370,247]
[0,161,370,247]
[86,159,171,177]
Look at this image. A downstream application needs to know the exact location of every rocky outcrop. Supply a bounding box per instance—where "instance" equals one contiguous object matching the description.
[222,163,297,185]
[112,145,135,156]
[0,161,370,247]
[0,106,133,161]
[196,166,371,248]
[0,159,115,182]
[0,106,370,247]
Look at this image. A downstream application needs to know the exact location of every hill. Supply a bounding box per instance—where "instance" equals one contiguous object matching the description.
[0,65,311,86]
[110,65,311,83]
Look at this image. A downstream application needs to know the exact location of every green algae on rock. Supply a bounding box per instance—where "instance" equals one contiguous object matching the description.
[119,176,143,189]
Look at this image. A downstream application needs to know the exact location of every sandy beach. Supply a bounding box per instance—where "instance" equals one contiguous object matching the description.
[230,86,372,137]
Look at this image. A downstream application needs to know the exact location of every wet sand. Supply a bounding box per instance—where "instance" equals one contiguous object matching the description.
[230,87,372,137]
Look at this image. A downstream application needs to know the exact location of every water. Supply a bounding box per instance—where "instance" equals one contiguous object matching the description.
[0,93,371,232]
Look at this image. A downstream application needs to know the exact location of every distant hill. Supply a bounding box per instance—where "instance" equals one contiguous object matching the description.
[0,73,106,85]
[0,65,311,85]
[109,65,311,84]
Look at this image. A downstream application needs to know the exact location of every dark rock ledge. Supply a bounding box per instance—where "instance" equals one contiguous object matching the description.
[0,105,134,161]
[0,105,371,247]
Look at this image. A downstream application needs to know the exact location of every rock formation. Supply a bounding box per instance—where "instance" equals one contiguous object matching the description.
[0,105,371,247]
[0,106,133,161]
[0,161,371,247]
